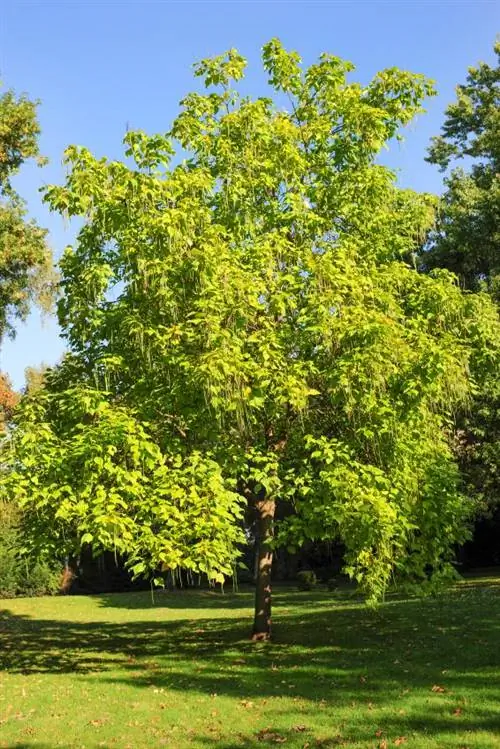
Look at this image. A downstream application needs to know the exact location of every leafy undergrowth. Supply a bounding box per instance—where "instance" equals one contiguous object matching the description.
[0,576,499,748]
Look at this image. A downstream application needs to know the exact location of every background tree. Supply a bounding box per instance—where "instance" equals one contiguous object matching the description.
[0,372,18,434]
[0,87,59,598]
[0,86,54,342]
[424,43,499,523]
[425,42,499,299]
[0,84,54,430]
[5,41,499,638]
[23,363,49,395]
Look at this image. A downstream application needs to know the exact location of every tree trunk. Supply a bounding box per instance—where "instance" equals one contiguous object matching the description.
[59,556,77,594]
[252,496,275,640]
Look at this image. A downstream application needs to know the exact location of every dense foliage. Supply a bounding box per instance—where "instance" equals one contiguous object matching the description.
[425,42,499,300]
[0,86,56,595]
[0,372,18,433]
[0,87,54,342]
[2,42,499,634]
[424,44,499,516]
[0,500,60,598]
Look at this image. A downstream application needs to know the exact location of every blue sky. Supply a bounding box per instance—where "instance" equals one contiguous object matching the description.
[1,0,498,389]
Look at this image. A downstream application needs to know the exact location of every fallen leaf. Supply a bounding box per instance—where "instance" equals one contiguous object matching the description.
[453,707,463,716]
[394,738,407,746]
[431,685,446,693]
[256,729,287,743]
[375,730,383,737]
[240,700,254,709]
[379,741,388,749]
[293,725,307,732]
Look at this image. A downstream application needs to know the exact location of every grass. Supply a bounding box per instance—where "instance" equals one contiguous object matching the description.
[0,576,499,749]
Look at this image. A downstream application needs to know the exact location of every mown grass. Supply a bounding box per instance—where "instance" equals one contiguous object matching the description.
[0,575,499,748]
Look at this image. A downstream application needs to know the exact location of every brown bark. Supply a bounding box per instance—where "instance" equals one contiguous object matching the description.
[252,496,275,640]
[59,559,76,594]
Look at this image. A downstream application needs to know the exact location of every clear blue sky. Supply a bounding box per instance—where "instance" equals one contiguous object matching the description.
[1,0,498,389]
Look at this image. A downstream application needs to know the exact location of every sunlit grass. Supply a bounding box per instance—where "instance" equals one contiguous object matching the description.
[1,575,499,748]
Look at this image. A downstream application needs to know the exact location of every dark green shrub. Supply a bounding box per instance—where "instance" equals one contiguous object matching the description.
[297,570,317,591]
[0,501,60,598]
[17,559,60,597]
[0,528,19,596]
[326,577,338,591]
[0,501,20,597]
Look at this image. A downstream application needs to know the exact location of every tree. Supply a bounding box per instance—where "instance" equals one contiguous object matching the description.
[0,86,58,595]
[4,41,498,638]
[424,44,500,517]
[0,86,54,343]
[23,364,49,395]
[425,42,499,299]
[0,372,18,434]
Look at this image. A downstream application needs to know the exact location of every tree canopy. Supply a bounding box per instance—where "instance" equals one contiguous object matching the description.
[0,86,54,344]
[3,41,499,637]
[425,42,499,300]
[423,43,500,517]
[0,372,17,434]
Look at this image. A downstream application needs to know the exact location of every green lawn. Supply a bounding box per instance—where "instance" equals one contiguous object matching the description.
[1,576,499,749]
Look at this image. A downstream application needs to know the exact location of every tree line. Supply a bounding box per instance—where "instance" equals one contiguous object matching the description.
[0,40,498,639]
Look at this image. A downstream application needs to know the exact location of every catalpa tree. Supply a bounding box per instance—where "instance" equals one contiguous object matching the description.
[5,41,498,638]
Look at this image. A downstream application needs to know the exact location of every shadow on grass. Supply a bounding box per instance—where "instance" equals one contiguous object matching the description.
[1,581,500,745]
[95,584,359,610]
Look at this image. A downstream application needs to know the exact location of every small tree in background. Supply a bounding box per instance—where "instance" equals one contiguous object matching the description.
[0,86,54,434]
[0,373,18,434]
[424,43,499,519]
[0,86,59,598]
[0,86,54,342]
[4,41,498,638]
